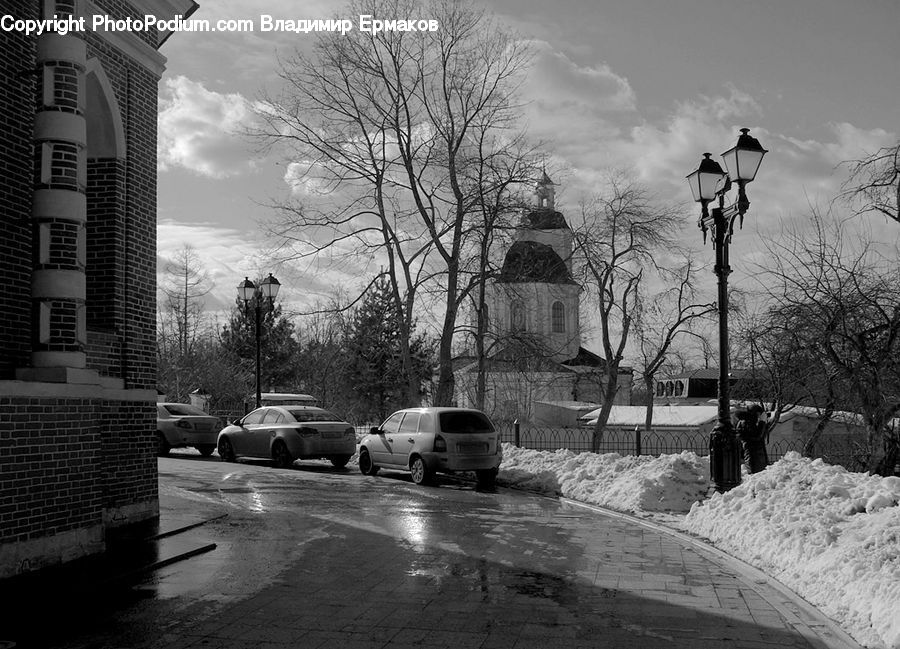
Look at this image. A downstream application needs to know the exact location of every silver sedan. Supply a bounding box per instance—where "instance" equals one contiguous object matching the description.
[216,406,356,469]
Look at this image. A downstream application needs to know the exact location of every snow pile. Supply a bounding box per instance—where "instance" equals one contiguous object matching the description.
[498,444,900,649]
[499,443,710,513]
[683,453,900,649]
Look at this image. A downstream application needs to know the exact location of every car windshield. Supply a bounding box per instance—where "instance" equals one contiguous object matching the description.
[162,404,209,417]
[285,408,342,423]
[438,411,494,434]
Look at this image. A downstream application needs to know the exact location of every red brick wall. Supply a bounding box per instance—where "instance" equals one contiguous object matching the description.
[82,26,159,391]
[0,0,170,575]
[0,398,103,544]
[0,0,37,378]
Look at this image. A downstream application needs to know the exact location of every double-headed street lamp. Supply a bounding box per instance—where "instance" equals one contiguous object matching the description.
[237,273,282,410]
[686,128,768,492]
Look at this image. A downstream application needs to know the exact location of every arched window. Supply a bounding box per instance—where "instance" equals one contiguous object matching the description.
[665,381,674,397]
[674,380,685,397]
[510,300,525,332]
[551,301,565,333]
[656,381,665,397]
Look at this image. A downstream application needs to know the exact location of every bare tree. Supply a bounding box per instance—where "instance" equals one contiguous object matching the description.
[253,0,532,406]
[572,173,685,451]
[841,141,900,225]
[158,245,213,400]
[633,259,715,431]
[732,308,840,450]
[161,244,212,358]
[757,210,900,473]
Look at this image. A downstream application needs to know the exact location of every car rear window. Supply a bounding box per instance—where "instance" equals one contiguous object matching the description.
[162,404,209,417]
[285,408,341,423]
[438,411,494,434]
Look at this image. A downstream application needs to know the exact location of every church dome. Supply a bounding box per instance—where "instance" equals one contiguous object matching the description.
[520,208,569,230]
[498,240,575,284]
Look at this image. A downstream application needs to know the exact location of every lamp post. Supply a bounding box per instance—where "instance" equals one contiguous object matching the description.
[237,273,282,410]
[686,128,767,492]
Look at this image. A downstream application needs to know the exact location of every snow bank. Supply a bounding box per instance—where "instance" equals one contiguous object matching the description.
[498,444,900,649]
[498,443,710,513]
[683,453,900,649]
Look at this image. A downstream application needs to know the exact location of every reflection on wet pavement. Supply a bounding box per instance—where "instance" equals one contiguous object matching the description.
[3,458,835,649]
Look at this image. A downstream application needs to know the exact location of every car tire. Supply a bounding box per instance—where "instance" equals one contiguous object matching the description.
[197,445,215,457]
[272,441,293,469]
[476,468,498,487]
[156,432,170,457]
[409,455,433,486]
[330,454,351,468]
[358,449,379,476]
[217,437,236,462]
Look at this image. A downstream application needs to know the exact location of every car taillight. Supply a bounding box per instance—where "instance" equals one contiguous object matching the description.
[344,426,355,437]
[434,435,447,453]
[298,427,316,437]
[175,419,192,429]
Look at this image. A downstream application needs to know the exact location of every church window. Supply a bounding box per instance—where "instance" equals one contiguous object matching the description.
[510,301,525,332]
[551,301,565,333]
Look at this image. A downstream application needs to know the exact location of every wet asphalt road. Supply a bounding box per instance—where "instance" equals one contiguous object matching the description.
[11,453,847,649]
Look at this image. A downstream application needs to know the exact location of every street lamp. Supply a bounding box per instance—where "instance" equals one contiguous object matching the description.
[237,273,282,409]
[686,128,767,492]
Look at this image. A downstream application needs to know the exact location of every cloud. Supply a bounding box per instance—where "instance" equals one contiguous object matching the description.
[158,76,261,179]
[157,219,378,317]
[518,40,637,157]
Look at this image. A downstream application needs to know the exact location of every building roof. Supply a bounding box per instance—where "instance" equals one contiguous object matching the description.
[663,368,751,381]
[498,240,575,284]
[520,208,569,230]
[580,405,719,427]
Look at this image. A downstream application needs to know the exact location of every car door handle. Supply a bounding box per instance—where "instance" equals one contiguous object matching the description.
[407,438,415,443]
[387,437,393,442]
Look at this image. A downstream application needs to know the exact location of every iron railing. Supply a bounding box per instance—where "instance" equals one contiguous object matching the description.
[496,423,871,472]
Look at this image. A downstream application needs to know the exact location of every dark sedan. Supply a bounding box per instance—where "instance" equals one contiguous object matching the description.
[217,406,356,469]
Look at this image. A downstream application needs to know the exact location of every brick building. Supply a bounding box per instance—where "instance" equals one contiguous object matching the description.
[0,0,196,578]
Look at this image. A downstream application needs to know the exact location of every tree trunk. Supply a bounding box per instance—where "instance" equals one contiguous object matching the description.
[642,375,654,432]
[591,367,620,452]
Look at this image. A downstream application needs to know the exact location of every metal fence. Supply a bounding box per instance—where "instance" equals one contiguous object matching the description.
[497,423,871,472]
[195,402,873,472]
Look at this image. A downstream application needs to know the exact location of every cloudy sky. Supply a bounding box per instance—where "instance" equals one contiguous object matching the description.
[156,0,899,325]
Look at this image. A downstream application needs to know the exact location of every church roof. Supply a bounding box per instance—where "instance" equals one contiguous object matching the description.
[498,240,575,284]
[520,208,569,230]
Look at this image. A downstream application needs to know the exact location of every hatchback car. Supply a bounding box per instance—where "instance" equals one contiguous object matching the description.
[156,403,221,457]
[358,407,502,486]
[217,406,356,469]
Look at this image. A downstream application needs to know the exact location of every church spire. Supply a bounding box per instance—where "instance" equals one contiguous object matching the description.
[533,169,556,210]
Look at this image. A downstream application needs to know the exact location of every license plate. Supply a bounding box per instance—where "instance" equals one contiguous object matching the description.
[456,442,488,454]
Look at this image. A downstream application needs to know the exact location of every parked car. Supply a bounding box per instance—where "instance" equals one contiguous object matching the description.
[217,406,356,469]
[358,407,502,486]
[156,403,221,457]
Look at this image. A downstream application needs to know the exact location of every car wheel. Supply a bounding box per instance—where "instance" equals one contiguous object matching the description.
[330,454,351,468]
[217,437,236,462]
[409,455,433,486]
[476,468,498,487]
[358,449,379,476]
[272,441,293,469]
[156,432,170,457]
[197,445,215,457]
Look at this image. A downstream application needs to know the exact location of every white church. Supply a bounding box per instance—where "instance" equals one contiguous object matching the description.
[453,173,633,425]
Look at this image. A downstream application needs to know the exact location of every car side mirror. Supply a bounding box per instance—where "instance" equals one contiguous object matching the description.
[369,426,381,435]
